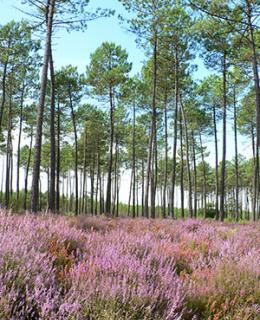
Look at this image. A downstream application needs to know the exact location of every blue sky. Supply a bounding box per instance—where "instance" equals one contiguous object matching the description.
[0,0,252,160]
[0,0,253,202]
[0,0,144,74]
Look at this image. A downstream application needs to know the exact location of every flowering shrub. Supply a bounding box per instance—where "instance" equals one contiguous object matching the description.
[0,211,259,319]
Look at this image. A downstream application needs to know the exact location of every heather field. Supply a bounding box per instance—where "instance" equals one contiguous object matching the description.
[0,212,259,320]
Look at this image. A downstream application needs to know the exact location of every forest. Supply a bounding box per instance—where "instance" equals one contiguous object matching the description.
[0,0,260,222]
[0,1,260,319]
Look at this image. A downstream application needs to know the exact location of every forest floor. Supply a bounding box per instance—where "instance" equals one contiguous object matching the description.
[0,212,259,319]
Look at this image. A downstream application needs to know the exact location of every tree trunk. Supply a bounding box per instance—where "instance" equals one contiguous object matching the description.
[171,51,179,218]
[192,130,197,218]
[180,99,193,218]
[150,34,158,219]
[180,113,185,219]
[24,128,33,210]
[69,84,79,215]
[128,169,133,217]
[5,86,13,208]
[132,98,136,218]
[199,132,207,219]
[105,86,114,214]
[31,0,55,212]
[162,92,168,219]
[95,145,100,215]
[16,81,26,205]
[145,32,158,218]
[233,86,239,221]
[82,126,87,213]
[220,51,227,221]
[213,104,219,220]
[246,0,260,220]
[141,159,144,217]
[90,156,95,214]
[0,59,9,133]
[49,44,56,212]
[56,98,60,212]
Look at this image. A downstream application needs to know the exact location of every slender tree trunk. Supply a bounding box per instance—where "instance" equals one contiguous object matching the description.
[95,145,100,215]
[145,32,158,218]
[246,0,260,220]
[0,159,5,205]
[132,98,136,218]
[213,104,219,220]
[163,92,168,218]
[136,166,139,217]
[192,130,197,218]
[24,128,33,210]
[171,51,179,218]
[141,159,144,217]
[128,169,133,217]
[150,33,158,219]
[90,157,95,214]
[10,152,13,204]
[82,126,87,213]
[79,170,83,214]
[49,44,56,212]
[56,98,60,212]
[199,132,207,219]
[99,171,102,215]
[220,51,227,221]
[0,59,9,133]
[5,146,10,209]
[5,86,13,208]
[85,171,89,213]
[16,82,25,205]
[144,125,153,218]
[31,0,55,212]
[69,84,79,215]
[233,86,239,221]
[105,86,114,214]
[180,113,185,219]
[180,99,193,218]
[116,174,120,217]
[113,138,119,217]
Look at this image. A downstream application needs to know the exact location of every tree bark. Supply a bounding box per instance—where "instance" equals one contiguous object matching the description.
[24,128,33,210]
[132,97,136,218]
[162,92,168,219]
[192,130,197,218]
[170,51,179,218]
[69,84,79,215]
[246,0,260,220]
[180,112,185,219]
[233,86,239,221]
[31,0,55,212]
[220,51,227,221]
[56,97,60,212]
[82,125,87,213]
[49,44,56,212]
[213,104,219,220]
[105,86,114,214]
[145,32,158,219]
[16,81,26,204]
[5,82,13,208]
[199,132,207,219]
[180,98,193,218]
[0,58,9,133]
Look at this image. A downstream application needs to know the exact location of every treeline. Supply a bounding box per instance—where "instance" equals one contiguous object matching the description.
[0,0,260,221]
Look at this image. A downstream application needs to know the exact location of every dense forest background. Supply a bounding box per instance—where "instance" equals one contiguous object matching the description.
[0,0,260,221]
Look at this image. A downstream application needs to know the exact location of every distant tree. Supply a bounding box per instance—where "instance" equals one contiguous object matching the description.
[86,42,131,215]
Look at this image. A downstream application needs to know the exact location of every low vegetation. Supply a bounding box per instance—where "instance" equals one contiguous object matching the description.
[0,211,259,319]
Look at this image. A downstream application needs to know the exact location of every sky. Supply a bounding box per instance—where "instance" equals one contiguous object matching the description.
[0,0,253,204]
[0,0,144,73]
